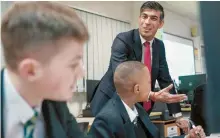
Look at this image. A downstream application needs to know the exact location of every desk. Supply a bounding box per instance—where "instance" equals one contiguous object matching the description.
[76,117,94,131]
[152,119,180,138]
[76,112,172,136]
[152,119,176,124]
[77,117,94,126]
[206,133,220,138]
[76,112,162,125]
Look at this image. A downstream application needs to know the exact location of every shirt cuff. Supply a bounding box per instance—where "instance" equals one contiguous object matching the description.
[172,112,183,118]
[147,91,152,101]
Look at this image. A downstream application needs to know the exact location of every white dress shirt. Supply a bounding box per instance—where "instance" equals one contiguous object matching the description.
[4,69,45,138]
[121,100,138,122]
[140,35,154,65]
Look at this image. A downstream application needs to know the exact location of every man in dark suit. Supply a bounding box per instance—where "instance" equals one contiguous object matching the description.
[89,61,206,138]
[1,2,90,138]
[91,1,187,127]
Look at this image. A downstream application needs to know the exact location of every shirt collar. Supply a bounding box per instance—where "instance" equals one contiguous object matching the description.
[121,100,138,122]
[139,34,154,46]
[4,69,42,124]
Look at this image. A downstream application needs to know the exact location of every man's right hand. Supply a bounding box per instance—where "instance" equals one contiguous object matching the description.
[150,84,187,103]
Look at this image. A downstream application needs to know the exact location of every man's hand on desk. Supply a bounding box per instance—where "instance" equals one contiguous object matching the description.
[176,118,189,134]
[150,84,187,103]
[185,125,206,138]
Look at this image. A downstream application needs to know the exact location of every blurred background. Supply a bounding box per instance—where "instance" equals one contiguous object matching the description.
[1,1,220,136]
[1,1,205,116]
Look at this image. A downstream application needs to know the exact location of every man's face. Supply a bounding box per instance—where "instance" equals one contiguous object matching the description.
[138,8,164,41]
[136,67,151,102]
[36,39,85,101]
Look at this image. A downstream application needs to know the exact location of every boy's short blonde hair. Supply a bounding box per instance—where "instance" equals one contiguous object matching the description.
[1,1,89,70]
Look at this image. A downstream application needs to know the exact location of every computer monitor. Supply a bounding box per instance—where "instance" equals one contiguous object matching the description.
[86,79,100,103]
[83,80,99,117]
[178,74,206,103]
[178,74,206,93]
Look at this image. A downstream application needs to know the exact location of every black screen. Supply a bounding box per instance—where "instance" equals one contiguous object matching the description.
[86,80,100,103]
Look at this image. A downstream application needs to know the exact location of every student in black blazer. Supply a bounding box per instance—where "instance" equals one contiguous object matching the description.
[89,61,206,138]
[1,2,90,138]
[90,93,159,138]
[91,1,187,127]
[1,72,87,138]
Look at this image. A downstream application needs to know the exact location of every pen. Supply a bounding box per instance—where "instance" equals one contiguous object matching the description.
[188,119,201,138]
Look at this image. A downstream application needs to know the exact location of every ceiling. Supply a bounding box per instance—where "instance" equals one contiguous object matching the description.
[1,1,201,22]
[158,1,200,21]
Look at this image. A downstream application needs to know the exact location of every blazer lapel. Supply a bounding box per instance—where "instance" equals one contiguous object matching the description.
[114,94,136,138]
[123,122,137,138]
[151,39,160,84]
[133,29,142,62]
[136,104,159,138]
[42,101,67,138]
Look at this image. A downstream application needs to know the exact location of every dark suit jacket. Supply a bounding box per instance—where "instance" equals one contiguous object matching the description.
[0,69,90,138]
[89,94,185,138]
[91,29,181,116]
[89,94,160,138]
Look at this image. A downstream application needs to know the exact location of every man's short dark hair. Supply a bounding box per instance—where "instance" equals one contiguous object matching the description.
[140,1,164,20]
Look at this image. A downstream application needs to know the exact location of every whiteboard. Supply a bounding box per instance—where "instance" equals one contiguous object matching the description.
[163,33,195,82]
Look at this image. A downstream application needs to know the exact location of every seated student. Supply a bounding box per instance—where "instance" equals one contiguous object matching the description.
[1,2,91,138]
[89,61,206,138]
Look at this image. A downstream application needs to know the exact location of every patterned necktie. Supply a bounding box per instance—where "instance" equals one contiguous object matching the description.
[143,41,152,111]
[24,111,38,138]
[133,116,138,126]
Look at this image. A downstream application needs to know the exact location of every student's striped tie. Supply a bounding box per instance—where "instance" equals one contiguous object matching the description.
[24,111,38,138]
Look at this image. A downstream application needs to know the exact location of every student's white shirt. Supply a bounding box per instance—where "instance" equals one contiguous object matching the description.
[121,100,138,122]
[4,69,45,138]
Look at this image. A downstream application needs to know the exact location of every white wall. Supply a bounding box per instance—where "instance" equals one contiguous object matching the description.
[56,1,133,23]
